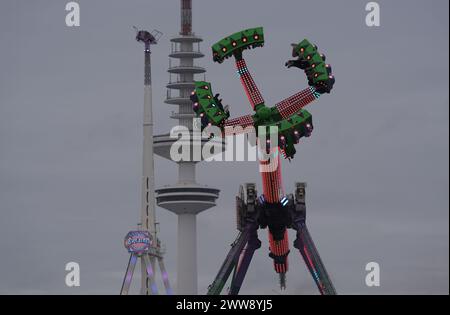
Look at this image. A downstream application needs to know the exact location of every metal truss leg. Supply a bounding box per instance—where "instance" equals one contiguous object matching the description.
[228,228,261,295]
[150,255,157,284]
[293,220,336,295]
[120,254,138,295]
[157,257,173,295]
[143,254,159,295]
[207,221,258,295]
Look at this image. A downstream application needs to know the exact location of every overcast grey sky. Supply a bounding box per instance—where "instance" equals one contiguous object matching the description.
[0,0,448,294]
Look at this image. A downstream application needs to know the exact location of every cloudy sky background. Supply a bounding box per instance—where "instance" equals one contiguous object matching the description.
[0,0,448,294]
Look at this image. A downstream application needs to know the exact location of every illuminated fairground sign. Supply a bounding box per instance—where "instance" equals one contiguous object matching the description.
[124,231,152,254]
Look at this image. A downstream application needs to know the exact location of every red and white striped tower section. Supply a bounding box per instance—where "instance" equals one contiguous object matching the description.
[154,0,220,295]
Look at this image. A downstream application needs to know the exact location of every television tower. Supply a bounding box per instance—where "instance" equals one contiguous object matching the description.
[120,28,172,295]
[154,0,220,294]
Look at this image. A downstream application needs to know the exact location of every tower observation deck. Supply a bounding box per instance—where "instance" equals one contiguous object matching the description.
[154,0,220,295]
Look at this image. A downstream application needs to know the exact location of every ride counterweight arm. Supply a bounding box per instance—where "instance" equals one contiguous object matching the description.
[235,58,265,110]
